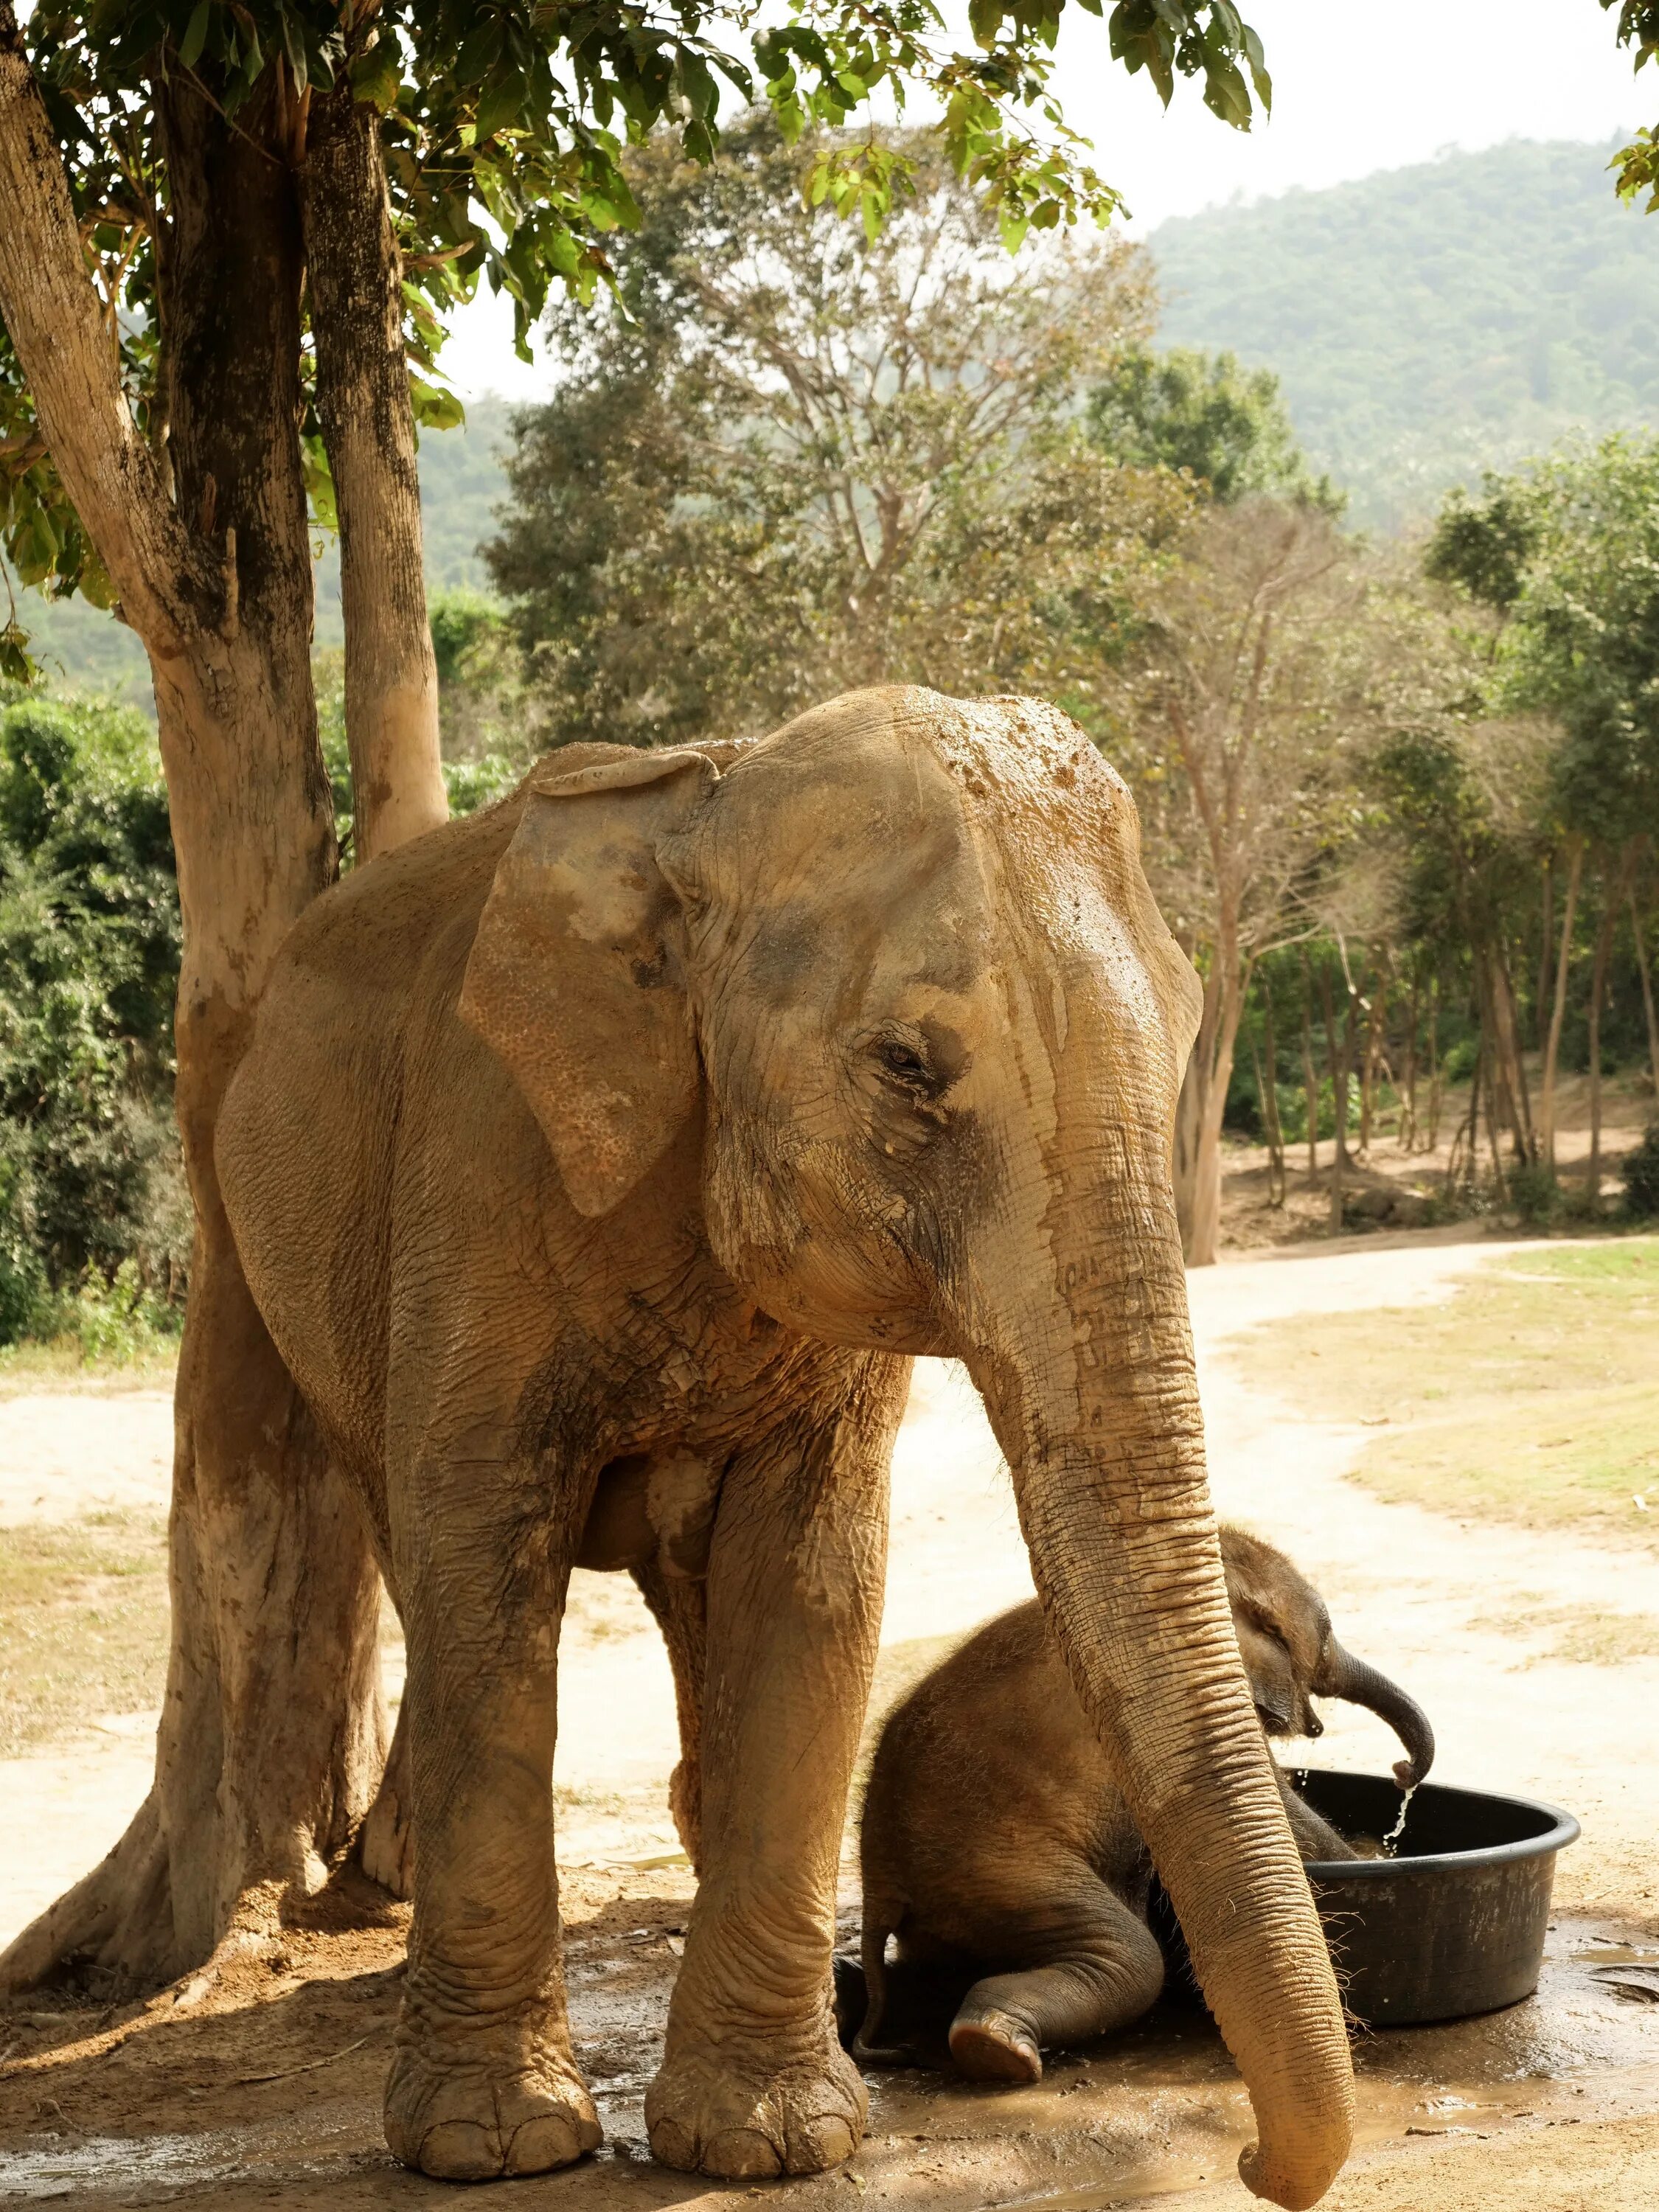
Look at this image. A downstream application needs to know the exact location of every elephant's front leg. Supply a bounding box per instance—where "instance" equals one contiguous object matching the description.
[647,1364,902,2180]
[384,1444,602,2182]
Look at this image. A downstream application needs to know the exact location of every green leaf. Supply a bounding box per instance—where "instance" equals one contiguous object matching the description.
[0,622,36,687]
[408,375,466,433]
[475,64,526,142]
[178,0,211,72]
[349,38,403,115]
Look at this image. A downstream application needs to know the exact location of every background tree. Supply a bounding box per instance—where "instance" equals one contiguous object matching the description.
[487,118,1189,750]
[1085,345,1340,510]
[1112,499,1374,1265]
[1427,434,1659,1195]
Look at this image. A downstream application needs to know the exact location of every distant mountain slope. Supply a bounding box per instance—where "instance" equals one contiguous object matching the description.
[1150,137,1659,529]
[12,394,518,705]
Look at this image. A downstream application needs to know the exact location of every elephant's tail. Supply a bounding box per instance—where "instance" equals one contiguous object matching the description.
[852,1913,902,2066]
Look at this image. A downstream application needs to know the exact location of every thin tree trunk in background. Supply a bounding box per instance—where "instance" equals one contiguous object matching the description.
[1402,974,1420,1152]
[1541,841,1583,1175]
[1357,968,1388,1160]
[1481,1009,1508,1201]
[1537,856,1554,1054]
[1585,872,1618,1203]
[1318,960,1354,1234]
[1260,990,1285,1206]
[1426,975,1443,1152]
[1632,885,1659,1102]
[301,77,447,862]
[1300,958,1319,1181]
[1493,940,1537,1161]
[1186,933,1245,1268]
[0,36,383,1990]
[1447,1033,1482,1194]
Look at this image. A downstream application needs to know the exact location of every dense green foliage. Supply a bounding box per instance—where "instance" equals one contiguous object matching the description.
[0,695,184,1340]
[1,0,1274,681]
[487,120,1189,751]
[0,613,524,1346]
[1152,138,1659,529]
[1086,346,1339,510]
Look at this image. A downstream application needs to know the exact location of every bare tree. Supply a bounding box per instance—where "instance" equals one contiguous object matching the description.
[1117,500,1370,1265]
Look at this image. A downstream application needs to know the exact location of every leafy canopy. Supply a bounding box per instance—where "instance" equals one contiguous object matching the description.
[0,0,1272,678]
[1086,346,1340,511]
[1604,0,1659,209]
[484,116,1190,751]
[1427,437,1659,849]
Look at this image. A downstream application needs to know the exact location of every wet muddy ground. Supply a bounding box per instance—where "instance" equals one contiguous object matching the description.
[3,1887,1658,2209]
[5,1231,1658,2207]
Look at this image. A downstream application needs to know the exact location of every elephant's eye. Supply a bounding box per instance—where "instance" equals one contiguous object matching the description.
[876,1039,931,1088]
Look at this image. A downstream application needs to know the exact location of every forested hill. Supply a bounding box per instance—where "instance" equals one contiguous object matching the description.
[1150,136,1659,531]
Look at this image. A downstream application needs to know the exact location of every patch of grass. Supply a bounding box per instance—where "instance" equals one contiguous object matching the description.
[0,1337,178,1396]
[0,1509,169,1753]
[1470,1603,1659,1668]
[1230,1235,1659,1545]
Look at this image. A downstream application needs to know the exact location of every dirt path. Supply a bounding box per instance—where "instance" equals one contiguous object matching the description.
[3,1228,1658,2208]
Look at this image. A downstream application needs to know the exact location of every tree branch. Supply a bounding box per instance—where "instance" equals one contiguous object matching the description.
[0,4,201,654]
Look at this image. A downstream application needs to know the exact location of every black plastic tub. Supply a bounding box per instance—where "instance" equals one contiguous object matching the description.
[1152,1770,1579,2028]
[1290,1768,1579,2026]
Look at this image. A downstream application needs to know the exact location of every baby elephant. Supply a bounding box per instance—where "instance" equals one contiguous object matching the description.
[854,1524,1433,2084]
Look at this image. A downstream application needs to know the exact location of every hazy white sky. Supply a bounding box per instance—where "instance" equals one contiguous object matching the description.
[439,0,1644,400]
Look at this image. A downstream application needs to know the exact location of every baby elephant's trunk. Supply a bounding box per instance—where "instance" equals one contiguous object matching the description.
[1319,1641,1436,1789]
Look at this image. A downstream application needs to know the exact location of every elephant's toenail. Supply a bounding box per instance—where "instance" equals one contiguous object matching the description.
[795,2117,856,2170]
[504,2115,589,2174]
[704,2126,785,2180]
[648,2116,699,2171]
[419,2120,501,2180]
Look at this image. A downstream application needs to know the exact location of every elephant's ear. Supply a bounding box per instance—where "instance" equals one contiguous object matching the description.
[459,748,719,1217]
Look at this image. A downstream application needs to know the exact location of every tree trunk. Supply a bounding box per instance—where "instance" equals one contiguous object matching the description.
[300,76,447,863]
[0,38,384,1991]
[1537,855,1554,1056]
[1300,959,1318,1182]
[1631,883,1659,1102]
[1183,928,1245,1269]
[1401,974,1419,1153]
[1541,840,1583,1175]
[1259,990,1285,1206]
[1492,939,1537,1164]
[1318,959,1354,1234]
[1585,867,1618,1204]
[1357,967,1388,1161]
[1425,975,1442,1151]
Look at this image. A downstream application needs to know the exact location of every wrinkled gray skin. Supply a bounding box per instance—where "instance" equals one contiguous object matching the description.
[855,1523,1436,2083]
[217,687,1354,2208]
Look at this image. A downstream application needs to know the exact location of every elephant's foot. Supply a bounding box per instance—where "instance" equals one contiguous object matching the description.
[949,2008,1043,2084]
[645,2034,867,2179]
[385,2037,602,2180]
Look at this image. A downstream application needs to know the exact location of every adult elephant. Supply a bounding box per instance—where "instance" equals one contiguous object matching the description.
[218,686,1352,2208]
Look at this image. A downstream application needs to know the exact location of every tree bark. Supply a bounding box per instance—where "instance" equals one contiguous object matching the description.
[1540,839,1583,1176]
[1425,974,1442,1152]
[1258,989,1285,1206]
[0,32,385,1990]
[301,74,447,863]
[1401,973,1419,1152]
[1181,924,1245,1268]
[1631,882,1659,1103]
[1585,863,1620,1204]
[1537,855,1554,1056]
[1300,969,1318,1182]
[1318,959,1355,1233]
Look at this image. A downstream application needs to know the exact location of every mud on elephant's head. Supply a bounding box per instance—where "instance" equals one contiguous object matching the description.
[459,686,1356,2211]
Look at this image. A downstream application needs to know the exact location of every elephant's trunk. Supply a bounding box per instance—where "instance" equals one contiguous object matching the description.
[1319,1640,1436,1790]
[962,1132,1353,2212]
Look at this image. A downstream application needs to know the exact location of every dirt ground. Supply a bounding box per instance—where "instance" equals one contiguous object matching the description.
[4,1226,1659,2208]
